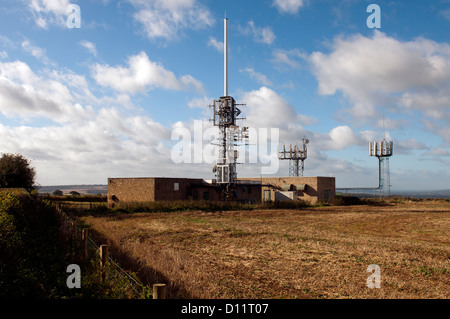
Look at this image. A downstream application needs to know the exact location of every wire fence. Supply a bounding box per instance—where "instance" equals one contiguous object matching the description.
[86,234,145,298]
[55,203,149,299]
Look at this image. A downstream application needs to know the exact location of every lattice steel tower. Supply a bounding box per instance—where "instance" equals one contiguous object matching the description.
[210,18,248,194]
[279,138,309,176]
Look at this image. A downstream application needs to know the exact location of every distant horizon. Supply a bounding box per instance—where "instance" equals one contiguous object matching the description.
[36,183,450,194]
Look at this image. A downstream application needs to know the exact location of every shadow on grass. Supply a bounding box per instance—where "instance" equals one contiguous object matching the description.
[85,225,192,299]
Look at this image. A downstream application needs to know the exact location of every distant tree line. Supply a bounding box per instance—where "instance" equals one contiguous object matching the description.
[52,190,82,196]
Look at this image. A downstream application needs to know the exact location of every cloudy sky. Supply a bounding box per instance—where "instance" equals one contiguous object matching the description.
[0,0,449,190]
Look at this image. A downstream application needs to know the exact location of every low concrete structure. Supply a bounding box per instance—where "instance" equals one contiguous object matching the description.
[239,176,335,204]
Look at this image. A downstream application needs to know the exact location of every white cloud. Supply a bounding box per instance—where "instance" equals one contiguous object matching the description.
[311,32,450,95]
[236,88,374,177]
[273,0,305,14]
[79,40,97,57]
[29,0,70,15]
[0,60,93,123]
[423,119,450,143]
[241,86,297,129]
[240,86,360,152]
[180,75,205,93]
[399,89,450,121]
[0,58,183,185]
[0,35,15,50]
[0,115,174,185]
[327,126,359,150]
[208,37,223,52]
[92,51,203,94]
[272,48,306,69]
[129,0,214,41]
[21,40,54,65]
[422,147,449,157]
[309,31,450,139]
[241,68,272,86]
[188,96,211,109]
[440,8,450,21]
[297,114,317,126]
[241,21,276,45]
[303,126,363,153]
[28,0,71,28]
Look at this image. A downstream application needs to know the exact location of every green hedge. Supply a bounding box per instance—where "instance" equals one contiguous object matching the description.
[107,199,310,214]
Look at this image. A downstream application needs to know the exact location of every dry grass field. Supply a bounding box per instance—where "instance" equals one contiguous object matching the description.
[80,199,449,299]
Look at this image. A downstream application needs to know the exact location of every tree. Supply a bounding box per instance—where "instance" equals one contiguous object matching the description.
[53,190,63,196]
[0,153,36,191]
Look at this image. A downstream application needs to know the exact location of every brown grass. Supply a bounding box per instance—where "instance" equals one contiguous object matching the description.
[80,199,450,299]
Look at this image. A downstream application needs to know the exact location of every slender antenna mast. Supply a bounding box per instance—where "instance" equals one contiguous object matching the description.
[209,15,248,198]
[224,17,228,97]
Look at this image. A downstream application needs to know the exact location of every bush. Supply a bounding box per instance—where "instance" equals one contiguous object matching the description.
[0,193,73,298]
[334,195,364,206]
[0,153,36,190]
[44,194,107,203]
[105,199,310,214]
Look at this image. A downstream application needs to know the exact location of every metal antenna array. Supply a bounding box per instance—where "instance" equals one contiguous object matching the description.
[335,116,394,197]
[369,139,393,196]
[209,18,248,199]
[210,96,247,184]
[279,138,309,176]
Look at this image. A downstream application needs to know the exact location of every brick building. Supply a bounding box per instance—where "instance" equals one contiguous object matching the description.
[107,177,261,207]
[107,176,335,207]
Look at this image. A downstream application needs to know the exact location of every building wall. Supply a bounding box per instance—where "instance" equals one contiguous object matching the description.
[108,177,205,205]
[238,176,335,204]
[107,176,333,206]
[191,184,260,203]
[154,178,204,201]
[316,177,336,202]
[107,177,261,206]
[108,177,156,206]
[229,184,262,203]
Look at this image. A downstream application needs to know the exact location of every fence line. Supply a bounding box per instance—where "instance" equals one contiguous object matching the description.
[54,203,163,298]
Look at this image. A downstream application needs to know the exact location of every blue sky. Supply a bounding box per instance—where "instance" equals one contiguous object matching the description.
[0,0,449,190]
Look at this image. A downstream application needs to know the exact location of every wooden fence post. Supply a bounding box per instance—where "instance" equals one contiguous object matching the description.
[153,284,166,299]
[71,221,76,242]
[100,245,108,282]
[81,228,88,261]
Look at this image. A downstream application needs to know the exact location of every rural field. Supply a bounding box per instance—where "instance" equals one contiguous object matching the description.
[80,199,449,299]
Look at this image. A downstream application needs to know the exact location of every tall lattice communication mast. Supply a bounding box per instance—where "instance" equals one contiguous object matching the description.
[210,18,248,194]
